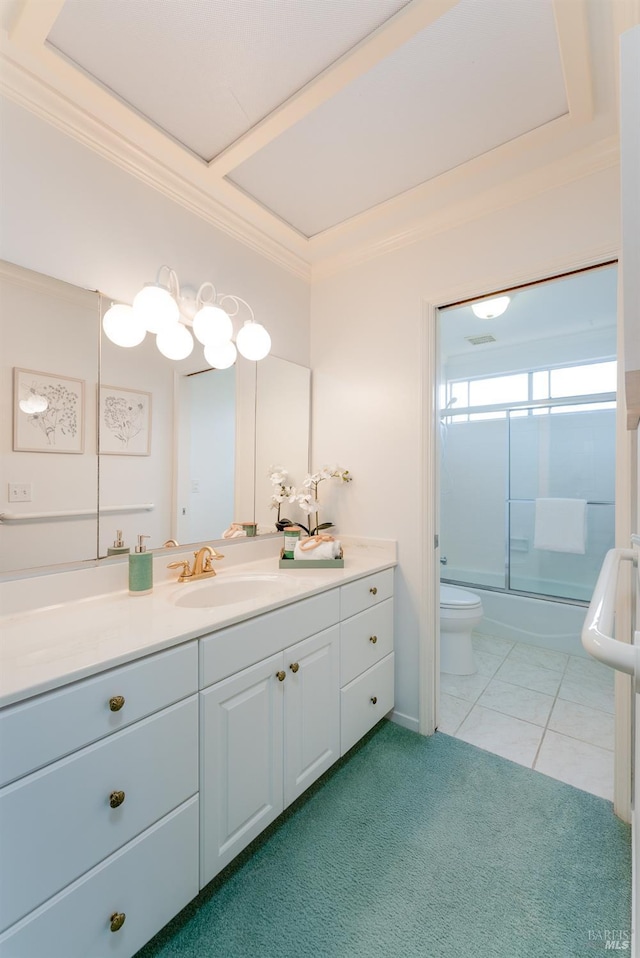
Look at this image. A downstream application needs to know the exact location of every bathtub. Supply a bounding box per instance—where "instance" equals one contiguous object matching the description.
[441,572,588,657]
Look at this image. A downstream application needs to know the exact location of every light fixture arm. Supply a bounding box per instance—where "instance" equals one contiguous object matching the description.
[218,294,256,324]
[196,281,219,309]
[157,265,180,300]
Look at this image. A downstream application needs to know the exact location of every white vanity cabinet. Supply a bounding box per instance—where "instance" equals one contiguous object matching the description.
[0,643,199,958]
[199,591,341,886]
[339,569,395,755]
[0,557,395,957]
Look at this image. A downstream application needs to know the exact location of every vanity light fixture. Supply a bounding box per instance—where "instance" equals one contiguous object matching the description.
[102,265,272,366]
[470,295,511,320]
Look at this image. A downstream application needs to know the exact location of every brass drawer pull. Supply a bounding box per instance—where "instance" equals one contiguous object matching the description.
[109,790,126,809]
[289,662,300,673]
[369,635,378,644]
[109,695,125,712]
[276,671,286,682]
[110,912,126,933]
[370,696,378,705]
[369,587,378,596]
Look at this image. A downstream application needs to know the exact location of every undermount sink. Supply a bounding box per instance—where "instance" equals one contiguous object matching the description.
[172,573,295,609]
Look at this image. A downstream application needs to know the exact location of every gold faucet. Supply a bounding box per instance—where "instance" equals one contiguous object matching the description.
[167,546,224,582]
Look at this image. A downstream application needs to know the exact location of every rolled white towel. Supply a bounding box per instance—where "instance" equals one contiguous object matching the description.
[222,524,247,539]
[294,535,341,560]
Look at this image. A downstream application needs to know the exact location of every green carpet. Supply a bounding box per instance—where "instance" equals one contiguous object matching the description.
[136,722,631,958]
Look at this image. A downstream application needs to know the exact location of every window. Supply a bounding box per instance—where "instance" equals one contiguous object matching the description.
[468,373,528,407]
[443,359,616,423]
[549,361,616,398]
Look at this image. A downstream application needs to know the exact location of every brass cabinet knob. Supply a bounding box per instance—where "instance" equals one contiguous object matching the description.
[370,696,378,705]
[109,695,125,712]
[369,635,378,644]
[289,662,300,673]
[369,587,378,596]
[110,912,126,933]
[276,671,286,682]
[109,790,126,809]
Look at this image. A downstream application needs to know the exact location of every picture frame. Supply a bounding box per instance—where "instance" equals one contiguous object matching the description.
[99,385,151,456]
[13,367,85,454]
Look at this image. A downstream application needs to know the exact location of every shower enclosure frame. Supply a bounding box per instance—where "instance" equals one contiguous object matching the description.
[440,384,616,607]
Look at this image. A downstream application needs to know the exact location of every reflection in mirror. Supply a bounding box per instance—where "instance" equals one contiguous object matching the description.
[254,357,311,528]
[99,286,311,555]
[0,261,311,575]
[174,360,256,543]
[0,261,100,574]
[98,296,177,557]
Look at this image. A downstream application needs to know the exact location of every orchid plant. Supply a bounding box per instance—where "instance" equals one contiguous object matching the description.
[268,467,300,530]
[268,465,352,536]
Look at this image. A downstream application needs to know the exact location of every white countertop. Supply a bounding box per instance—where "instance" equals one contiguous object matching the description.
[0,539,396,708]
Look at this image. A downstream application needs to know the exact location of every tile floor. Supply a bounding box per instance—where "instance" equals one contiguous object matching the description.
[438,633,615,801]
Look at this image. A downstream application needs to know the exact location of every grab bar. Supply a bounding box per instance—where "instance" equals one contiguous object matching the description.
[581,547,637,677]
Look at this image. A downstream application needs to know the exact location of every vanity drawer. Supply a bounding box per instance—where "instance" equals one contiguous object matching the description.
[200,588,340,687]
[0,642,198,787]
[340,568,394,620]
[340,599,393,686]
[340,653,394,756]
[0,797,199,958]
[0,696,198,933]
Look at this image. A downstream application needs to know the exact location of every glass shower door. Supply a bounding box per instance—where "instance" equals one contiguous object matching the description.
[440,417,508,589]
[508,407,615,601]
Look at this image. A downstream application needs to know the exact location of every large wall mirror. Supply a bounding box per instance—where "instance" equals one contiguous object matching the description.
[0,261,310,575]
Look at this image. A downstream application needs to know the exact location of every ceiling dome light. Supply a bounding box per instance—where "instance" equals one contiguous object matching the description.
[133,284,180,333]
[156,323,194,360]
[204,339,237,369]
[192,304,233,345]
[236,321,272,361]
[471,296,511,320]
[102,303,146,347]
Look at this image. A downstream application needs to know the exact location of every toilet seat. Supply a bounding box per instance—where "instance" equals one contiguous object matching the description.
[440,585,482,610]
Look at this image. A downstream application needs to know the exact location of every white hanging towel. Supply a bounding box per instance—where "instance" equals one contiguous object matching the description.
[533,498,587,554]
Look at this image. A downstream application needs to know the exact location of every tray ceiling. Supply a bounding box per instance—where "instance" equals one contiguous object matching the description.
[0,0,632,276]
[46,0,411,161]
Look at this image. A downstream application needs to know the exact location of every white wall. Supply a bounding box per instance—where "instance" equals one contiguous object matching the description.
[0,96,310,570]
[0,97,310,366]
[310,167,620,730]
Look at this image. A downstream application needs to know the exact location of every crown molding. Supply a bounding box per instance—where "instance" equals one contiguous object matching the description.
[0,54,312,283]
[311,136,620,281]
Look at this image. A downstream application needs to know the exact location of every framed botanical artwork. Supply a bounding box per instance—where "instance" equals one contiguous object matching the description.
[13,367,85,453]
[100,385,151,456]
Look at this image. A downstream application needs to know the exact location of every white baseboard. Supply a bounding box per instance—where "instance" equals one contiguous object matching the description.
[389,709,420,734]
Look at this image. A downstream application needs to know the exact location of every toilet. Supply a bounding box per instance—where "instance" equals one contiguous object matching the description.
[440,585,484,675]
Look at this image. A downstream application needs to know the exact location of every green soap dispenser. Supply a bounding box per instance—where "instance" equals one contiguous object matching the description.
[129,534,152,595]
[107,530,130,556]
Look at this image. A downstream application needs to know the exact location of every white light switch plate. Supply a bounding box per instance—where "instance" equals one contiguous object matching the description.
[8,483,32,502]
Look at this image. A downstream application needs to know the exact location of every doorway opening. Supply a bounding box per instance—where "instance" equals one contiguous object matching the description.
[436,262,618,800]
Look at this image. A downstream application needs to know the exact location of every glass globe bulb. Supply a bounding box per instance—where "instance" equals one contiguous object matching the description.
[204,339,237,369]
[236,321,271,361]
[19,393,49,414]
[102,303,146,347]
[471,296,511,320]
[133,284,180,333]
[156,323,194,360]
[192,304,233,345]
